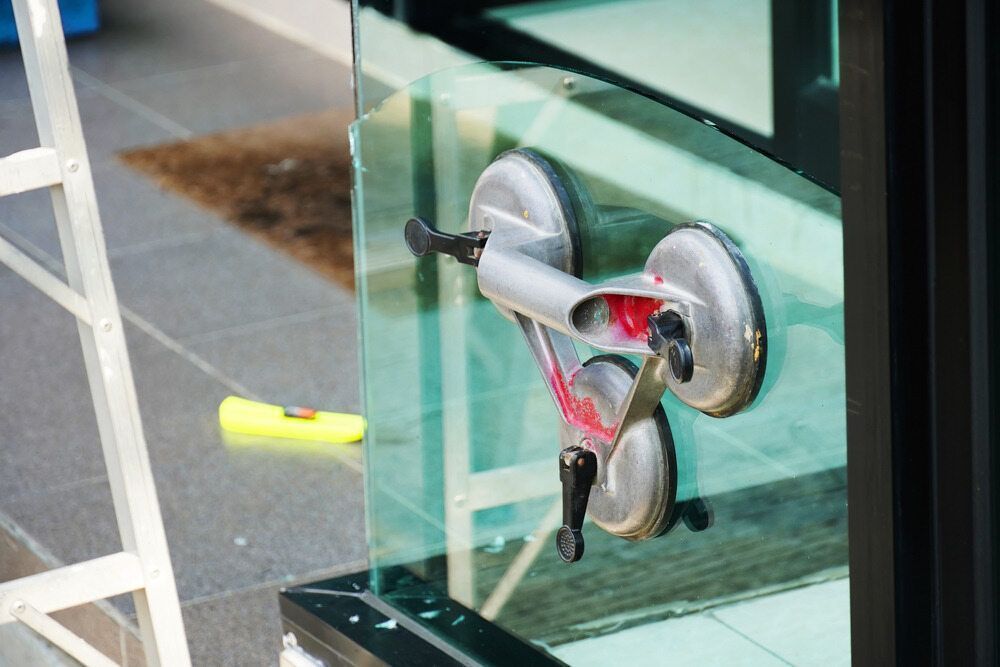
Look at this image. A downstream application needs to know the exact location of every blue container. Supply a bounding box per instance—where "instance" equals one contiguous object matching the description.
[1,0,100,45]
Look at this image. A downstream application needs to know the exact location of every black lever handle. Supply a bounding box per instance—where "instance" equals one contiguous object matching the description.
[647,311,694,384]
[556,446,598,563]
[404,217,489,267]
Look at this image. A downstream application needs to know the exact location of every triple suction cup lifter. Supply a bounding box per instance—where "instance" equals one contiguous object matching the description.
[404,149,766,563]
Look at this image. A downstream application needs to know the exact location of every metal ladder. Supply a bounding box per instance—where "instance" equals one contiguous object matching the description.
[0,0,191,665]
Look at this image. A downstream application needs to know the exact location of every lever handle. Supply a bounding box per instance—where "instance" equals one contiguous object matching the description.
[404,217,489,266]
[556,446,598,563]
[647,311,694,383]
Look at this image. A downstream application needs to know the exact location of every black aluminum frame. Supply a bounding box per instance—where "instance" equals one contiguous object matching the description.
[281,569,563,665]
[840,0,998,663]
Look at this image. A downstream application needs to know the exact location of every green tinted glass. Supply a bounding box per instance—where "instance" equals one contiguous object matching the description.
[353,62,846,664]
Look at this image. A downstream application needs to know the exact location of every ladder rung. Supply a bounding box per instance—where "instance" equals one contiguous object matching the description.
[0,552,145,624]
[0,232,92,324]
[0,147,62,197]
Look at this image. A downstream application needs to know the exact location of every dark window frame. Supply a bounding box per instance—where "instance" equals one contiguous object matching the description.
[840,0,998,662]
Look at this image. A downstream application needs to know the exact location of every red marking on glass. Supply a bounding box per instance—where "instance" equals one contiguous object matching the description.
[549,367,617,442]
[652,275,664,284]
[604,294,663,340]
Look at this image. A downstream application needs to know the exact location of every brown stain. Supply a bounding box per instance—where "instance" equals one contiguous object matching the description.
[119,109,358,292]
[754,328,763,362]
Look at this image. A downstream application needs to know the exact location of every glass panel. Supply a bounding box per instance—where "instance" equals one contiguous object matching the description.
[353,62,846,664]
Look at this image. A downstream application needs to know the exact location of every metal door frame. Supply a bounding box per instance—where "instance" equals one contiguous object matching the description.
[840,0,998,662]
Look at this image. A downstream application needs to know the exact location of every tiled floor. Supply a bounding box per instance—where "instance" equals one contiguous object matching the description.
[554,578,851,667]
[0,0,362,664]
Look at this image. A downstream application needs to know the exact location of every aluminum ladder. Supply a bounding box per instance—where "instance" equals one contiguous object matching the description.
[0,0,191,664]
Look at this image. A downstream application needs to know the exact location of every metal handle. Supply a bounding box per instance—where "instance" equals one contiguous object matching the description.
[404,217,488,266]
[647,311,695,384]
[556,446,597,563]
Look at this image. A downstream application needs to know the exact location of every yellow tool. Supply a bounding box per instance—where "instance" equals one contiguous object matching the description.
[218,396,364,443]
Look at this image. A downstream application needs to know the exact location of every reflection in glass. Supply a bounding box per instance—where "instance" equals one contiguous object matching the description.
[354,0,841,186]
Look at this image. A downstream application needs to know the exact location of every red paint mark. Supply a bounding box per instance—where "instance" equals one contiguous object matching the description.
[652,275,664,285]
[549,367,617,442]
[604,294,664,341]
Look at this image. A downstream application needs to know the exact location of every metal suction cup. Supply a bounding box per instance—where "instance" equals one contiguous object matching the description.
[467,148,583,323]
[560,355,678,541]
[644,223,767,417]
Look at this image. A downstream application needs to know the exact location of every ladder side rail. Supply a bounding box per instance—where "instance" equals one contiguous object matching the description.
[11,1,191,665]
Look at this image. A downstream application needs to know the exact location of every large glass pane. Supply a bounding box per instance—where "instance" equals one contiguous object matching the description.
[353,62,846,664]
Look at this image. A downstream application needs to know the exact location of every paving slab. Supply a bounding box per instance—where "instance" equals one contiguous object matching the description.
[182,309,361,415]
[66,0,305,85]
[110,226,343,340]
[0,159,225,263]
[0,45,30,105]
[712,578,851,666]
[0,84,177,164]
[182,585,284,667]
[0,271,106,502]
[112,51,354,136]
[552,611,789,667]
[2,478,122,571]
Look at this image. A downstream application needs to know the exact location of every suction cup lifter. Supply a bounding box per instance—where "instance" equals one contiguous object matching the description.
[404,149,766,562]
